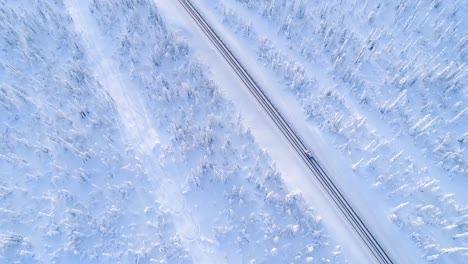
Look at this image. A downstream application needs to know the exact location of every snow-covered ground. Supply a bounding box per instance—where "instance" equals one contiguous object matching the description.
[190,0,468,262]
[0,0,352,263]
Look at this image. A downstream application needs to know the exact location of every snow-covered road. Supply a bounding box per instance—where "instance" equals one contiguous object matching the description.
[177,0,392,262]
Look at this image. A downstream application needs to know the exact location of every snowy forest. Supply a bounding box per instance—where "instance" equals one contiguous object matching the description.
[0,0,466,263]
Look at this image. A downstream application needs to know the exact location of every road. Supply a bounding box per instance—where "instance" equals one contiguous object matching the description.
[178,0,394,263]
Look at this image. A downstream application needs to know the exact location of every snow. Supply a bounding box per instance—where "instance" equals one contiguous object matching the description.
[1,0,466,262]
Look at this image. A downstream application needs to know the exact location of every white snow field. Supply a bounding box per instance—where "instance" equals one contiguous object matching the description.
[187,0,467,263]
[1,0,348,263]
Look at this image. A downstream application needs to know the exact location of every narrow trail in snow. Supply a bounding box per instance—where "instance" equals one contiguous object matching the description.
[65,1,224,262]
